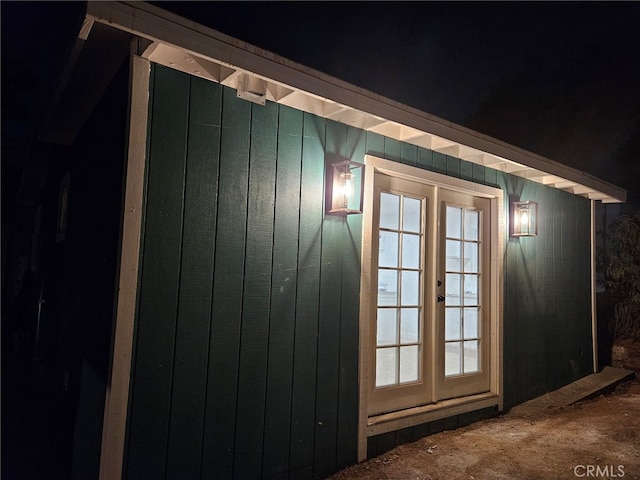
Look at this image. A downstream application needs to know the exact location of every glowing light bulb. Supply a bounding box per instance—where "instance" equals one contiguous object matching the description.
[341,172,354,207]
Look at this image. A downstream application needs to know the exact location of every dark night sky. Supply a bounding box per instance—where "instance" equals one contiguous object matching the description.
[3,1,640,205]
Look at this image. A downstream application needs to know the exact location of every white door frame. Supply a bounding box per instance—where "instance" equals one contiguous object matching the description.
[357,155,504,461]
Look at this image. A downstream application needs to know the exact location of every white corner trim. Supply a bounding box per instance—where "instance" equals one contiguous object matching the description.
[99,53,150,480]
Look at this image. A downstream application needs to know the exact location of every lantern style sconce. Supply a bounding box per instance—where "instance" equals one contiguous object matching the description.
[512,200,538,237]
[328,160,365,215]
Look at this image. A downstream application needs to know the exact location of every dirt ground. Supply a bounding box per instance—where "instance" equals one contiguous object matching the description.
[329,378,640,480]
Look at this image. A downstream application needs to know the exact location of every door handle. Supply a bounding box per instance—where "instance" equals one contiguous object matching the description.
[437,294,446,303]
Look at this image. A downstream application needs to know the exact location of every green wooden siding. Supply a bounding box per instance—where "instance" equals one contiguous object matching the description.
[499,176,593,409]
[367,407,499,458]
[166,73,221,480]
[126,64,594,478]
[126,66,190,480]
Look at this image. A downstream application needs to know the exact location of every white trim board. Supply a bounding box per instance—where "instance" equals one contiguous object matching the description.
[84,1,625,204]
[98,53,150,480]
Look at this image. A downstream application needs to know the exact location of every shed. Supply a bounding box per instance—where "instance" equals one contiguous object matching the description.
[40,2,627,479]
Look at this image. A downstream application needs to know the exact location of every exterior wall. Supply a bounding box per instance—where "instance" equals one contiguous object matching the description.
[502,178,593,408]
[124,64,593,478]
[125,65,361,480]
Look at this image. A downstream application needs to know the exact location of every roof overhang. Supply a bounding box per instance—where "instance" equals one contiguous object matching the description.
[84,1,626,203]
[39,15,133,145]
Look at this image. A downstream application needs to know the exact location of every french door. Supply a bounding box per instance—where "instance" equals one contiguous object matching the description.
[368,172,492,416]
[436,188,490,400]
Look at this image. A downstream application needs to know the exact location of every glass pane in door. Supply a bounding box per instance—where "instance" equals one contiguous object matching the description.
[402,234,421,268]
[377,308,397,346]
[376,348,398,386]
[399,345,419,383]
[378,269,398,306]
[400,308,419,343]
[444,205,482,377]
[379,231,399,267]
[375,192,424,388]
[402,197,421,232]
[380,193,400,229]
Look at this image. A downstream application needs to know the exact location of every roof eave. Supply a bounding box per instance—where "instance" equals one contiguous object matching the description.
[84,0,626,204]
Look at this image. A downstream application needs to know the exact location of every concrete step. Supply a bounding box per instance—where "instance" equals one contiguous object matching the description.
[509,366,636,417]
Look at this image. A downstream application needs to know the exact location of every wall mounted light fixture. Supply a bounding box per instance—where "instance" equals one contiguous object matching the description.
[328,160,365,215]
[512,200,538,237]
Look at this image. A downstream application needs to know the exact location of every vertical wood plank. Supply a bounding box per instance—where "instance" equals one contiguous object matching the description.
[446,155,460,177]
[201,87,251,479]
[432,151,447,174]
[365,131,384,158]
[367,436,378,459]
[472,163,485,184]
[395,427,413,446]
[314,120,345,478]
[411,422,429,441]
[125,65,189,480]
[484,167,498,187]
[233,100,279,479]
[556,189,569,387]
[384,137,402,162]
[262,105,303,479]
[521,181,537,400]
[443,415,458,431]
[165,77,221,480]
[459,413,474,430]
[417,147,433,170]
[532,182,546,394]
[289,113,325,479]
[400,142,418,166]
[336,126,365,470]
[546,188,563,391]
[460,159,473,181]
[375,432,396,455]
[544,183,556,320]
[534,182,546,308]
[428,419,444,435]
[499,172,518,408]
[578,197,593,375]
[539,184,552,393]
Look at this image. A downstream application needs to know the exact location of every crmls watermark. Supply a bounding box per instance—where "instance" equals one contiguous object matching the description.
[574,465,625,478]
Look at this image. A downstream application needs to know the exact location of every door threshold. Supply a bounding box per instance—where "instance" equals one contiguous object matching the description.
[367,392,499,437]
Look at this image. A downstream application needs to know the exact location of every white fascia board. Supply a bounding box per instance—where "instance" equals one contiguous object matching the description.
[85,1,626,204]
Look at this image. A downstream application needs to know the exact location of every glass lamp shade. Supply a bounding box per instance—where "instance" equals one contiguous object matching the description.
[512,200,538,237]
[328,160,365,215]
